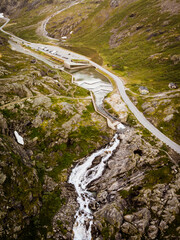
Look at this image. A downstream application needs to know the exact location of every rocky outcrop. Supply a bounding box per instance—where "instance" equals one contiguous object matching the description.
[86,127,180,239]
[159,0,180,15]
[0,0,56,16]
[104,91,128,122]
[0,136,41,239]
[110,0,120,8]
[49,125,180,240]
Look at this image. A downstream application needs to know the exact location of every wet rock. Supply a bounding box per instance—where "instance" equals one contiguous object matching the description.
[89,201,99,211]
[92,156,102,166]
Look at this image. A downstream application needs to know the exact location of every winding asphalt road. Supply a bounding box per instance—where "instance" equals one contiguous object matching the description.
[42,0,82,40]
[0,14,180,154]
[90,61,180,154]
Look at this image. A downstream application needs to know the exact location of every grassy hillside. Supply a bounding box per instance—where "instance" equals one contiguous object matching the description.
[46,0,180,143]
[2,0,77,42]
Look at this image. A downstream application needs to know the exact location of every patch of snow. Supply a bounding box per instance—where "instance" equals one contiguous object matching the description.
[70,31,73,34]
[14,131,24,145]
[61,36,67,39]
[0,13,4,18]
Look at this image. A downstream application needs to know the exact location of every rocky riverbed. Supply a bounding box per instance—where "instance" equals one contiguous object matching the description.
[51,123,180,240]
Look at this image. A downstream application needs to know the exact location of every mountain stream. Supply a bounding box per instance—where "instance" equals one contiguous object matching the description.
[69,124,125,240]
[69,69,125,239]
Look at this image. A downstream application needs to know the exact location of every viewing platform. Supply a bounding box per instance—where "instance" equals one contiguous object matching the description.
[64,59,92,70]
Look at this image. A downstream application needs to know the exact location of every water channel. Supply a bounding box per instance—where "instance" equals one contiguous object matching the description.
[70,67,117,122]
[68,132,123,240]
[68,67,124,239]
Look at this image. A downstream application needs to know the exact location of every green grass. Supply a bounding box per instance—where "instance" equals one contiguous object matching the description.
[67,0,180,92]
[0,108,17,118]
[74,86,90,97]
[101,221,117,240]
[62,45,103,65]
[17,189,65,240]
[144,164,173,188]
[56,220,67,235]
[103,101,119,118]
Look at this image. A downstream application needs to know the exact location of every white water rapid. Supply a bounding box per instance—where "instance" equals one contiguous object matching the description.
[69,124,125,240]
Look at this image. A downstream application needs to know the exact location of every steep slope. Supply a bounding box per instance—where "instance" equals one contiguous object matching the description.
[46,0,180,143]
[1,0,77,42]
[0,32,113,239]
[0,0,57,15]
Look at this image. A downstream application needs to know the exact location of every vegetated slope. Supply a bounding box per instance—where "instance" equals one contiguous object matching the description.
[46,0,180,143]
[0,33,113,239]
[0,0,58,15]
[1,0,76,42]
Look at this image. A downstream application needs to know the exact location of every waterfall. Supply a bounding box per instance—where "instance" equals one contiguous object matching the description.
[69,124,125,239]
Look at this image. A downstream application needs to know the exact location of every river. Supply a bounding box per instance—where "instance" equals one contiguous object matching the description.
[68,125,125,240]
[67,67,123,239]
[1,7,180,239]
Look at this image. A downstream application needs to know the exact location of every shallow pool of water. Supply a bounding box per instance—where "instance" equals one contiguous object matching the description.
[71,68,113,106]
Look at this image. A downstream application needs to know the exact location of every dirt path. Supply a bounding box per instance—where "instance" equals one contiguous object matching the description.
[0,94,92,109]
